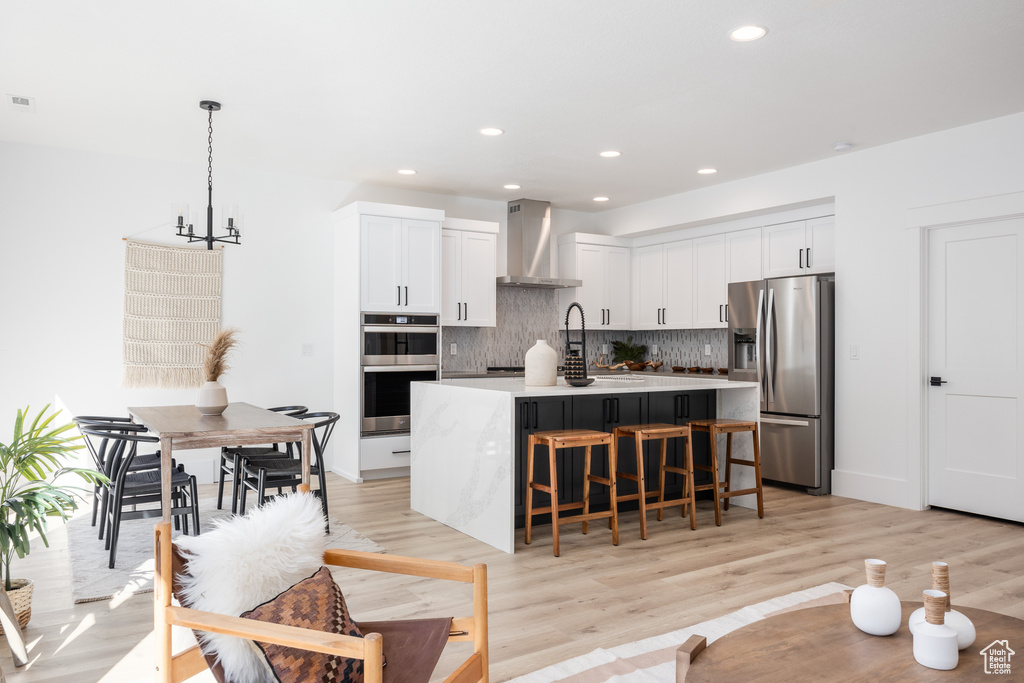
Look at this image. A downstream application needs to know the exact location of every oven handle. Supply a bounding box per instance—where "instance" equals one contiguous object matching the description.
[361,364,439,373]
[361,325,441,334]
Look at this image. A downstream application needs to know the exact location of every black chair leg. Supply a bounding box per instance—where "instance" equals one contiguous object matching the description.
[90,483,100,527]
[215,450,228,510]
[189,476,200,535]
[239,471,249,515]
[172,490,181,532]
[109,499,124,569]
[231,452,243,515]
[257,469,267,508]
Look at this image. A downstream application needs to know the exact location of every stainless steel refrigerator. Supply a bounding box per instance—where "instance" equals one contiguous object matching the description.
[728,274,835,494]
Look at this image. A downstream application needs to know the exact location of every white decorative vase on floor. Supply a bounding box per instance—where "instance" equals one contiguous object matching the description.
[913,590,960,670]
[525,340,557,386]
[850,558,902,636]
[909,561,976,649]
[196,380,228,415]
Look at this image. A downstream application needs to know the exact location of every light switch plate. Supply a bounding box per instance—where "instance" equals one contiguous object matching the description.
[450,343,457,356]
[651,344,659,355]
[301,343,314,357]
[850,344,860,360]
[704,344,712,356]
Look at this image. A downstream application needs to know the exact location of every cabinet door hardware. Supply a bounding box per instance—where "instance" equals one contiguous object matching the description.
[807,248,811,268]
[674,394,682,419]
[683,394,690,418]
[612,398,619,423]
[404,286,409,306]
[457,301,462,320]
[799,248,804,269]
[725,304,729,323]
[533,402,539,430]
[719,304,724,323]
[929,376,948,387]
[397,286,401,306]
[521,402,529,429]
[602,398,610,423]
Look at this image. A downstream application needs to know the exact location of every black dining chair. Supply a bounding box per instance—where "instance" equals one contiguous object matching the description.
[237,412,339,530]
[79,424,200,568]
[74,416,169,538]
[215,405,308,513]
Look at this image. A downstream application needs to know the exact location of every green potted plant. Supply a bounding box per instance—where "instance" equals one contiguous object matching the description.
[0,405,106,633]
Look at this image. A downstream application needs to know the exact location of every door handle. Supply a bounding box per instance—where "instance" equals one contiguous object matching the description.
[404,286,408,306]
[760,417,810,427]
[929,376,948,387]
[533,402,538,430]
[683,394,690,418]
[674,394,682,420]
[602,398,610,423]
[725,304,729,323]
[457,301,461,320]
[521,402,528,428]
[806,248,811,268]
[397,286,401,306]
[613,398,619,423]
[606,308,610,325]
[766,288,775,404]
[755,287,765,403]
[720,304,724,323]
[799,248,804,269]
[463,302,468,320]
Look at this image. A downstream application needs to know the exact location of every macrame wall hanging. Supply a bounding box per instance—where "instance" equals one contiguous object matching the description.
[123,240,223,388]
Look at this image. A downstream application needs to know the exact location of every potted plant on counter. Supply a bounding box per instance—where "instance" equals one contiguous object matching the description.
[0,405,106,633]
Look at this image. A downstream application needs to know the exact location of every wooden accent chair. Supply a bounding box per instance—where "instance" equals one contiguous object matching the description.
[154,520,489,683]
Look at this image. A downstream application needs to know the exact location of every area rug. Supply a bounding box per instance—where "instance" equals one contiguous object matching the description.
[67,497,386,604]
[509,582,851,682]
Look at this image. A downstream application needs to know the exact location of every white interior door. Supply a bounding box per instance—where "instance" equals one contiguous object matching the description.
[927,217,1024,522]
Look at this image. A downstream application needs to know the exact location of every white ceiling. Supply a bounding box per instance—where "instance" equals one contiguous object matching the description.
[2,1,1023,212]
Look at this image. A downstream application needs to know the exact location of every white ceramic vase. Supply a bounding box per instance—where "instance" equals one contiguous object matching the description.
[850,558,902,636]
[196,380,228,415]
[908,561,976,649]
[913,590,959,670]
[525,340,557,386]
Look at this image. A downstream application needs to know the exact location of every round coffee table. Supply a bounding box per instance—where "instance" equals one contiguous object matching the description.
[684,602,1024,681]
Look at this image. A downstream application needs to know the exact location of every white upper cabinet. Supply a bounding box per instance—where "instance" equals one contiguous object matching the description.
[763,216,835,278]
[441,219,497,327]
[559,236,631,330]
[361,215,441,313]
[726,227,763,283]
[693,234,728,328]
[632,240,693,330]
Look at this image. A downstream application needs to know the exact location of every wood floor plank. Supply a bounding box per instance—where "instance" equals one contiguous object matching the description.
[0,476,1021,682]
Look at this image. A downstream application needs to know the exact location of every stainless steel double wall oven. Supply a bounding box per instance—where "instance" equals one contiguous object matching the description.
[361,313,439,436]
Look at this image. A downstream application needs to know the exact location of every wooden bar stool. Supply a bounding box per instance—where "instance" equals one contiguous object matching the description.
[525,429,619,557]
[688,418,764,526]
[612,423,696,539]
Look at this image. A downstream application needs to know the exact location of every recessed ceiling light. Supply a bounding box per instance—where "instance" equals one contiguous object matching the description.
[480,128,504,136]
[398,169,417,175]
[730,25,767,42]
[503,184,521,190]
[593,196,610,202]
[697,168,718,175]
[599,151,621,158]
[833,142,853,152]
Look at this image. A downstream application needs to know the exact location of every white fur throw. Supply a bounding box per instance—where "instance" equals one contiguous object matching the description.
[175,493,327,683]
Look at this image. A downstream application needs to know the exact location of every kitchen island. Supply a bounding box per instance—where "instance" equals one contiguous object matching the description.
[410,374,760,553]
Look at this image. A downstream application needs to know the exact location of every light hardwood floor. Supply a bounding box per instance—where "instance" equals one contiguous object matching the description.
[2,475,1022,681]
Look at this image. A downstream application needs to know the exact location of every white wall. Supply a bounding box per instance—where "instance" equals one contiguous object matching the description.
[591,112,1024,510]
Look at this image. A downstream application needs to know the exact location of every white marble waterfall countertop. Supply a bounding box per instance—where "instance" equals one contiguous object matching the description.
[427,374,757,397]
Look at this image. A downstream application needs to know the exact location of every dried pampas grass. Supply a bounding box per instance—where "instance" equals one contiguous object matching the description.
[201,328,240,382]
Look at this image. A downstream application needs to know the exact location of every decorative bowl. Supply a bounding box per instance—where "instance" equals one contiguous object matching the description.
[566,377,595,387]
[672,366,686,373]
[718,368,729,375]
[700,368,714,374]
[688,366,701,373]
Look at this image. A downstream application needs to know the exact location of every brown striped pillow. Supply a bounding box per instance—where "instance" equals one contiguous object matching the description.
[241,567,364,683]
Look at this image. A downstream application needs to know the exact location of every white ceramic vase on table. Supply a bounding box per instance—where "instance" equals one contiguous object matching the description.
[908,561,976,649]
[525,340,557,386]
[850,558,902,636]
[196,380,228,415]
[913,590,959,670]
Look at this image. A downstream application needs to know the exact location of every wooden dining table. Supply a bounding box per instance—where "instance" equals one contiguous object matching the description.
[127,402,313,682]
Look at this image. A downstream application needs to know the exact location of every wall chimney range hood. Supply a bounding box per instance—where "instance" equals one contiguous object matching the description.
[496,199,581,288]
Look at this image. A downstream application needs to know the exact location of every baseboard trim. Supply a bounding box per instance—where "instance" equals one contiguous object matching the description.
[831,469,923,510]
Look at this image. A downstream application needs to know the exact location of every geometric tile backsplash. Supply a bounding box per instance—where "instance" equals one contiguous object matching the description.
[442,287,728,372]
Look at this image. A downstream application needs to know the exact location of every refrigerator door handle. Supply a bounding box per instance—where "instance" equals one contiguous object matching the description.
[766,287,775,405]
[760,417,811,427]
[755,287,765,403]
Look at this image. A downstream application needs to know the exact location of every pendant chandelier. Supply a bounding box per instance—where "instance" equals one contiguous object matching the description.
[175,100,241,250]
